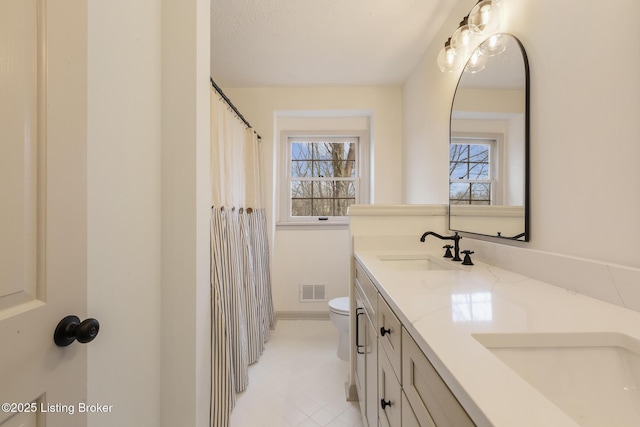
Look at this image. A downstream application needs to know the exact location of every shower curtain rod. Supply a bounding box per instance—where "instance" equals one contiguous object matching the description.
[210,77,261,140]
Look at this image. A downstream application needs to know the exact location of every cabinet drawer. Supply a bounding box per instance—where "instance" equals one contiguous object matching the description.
[378,347,401,427]
[377,295,401,381]
[402,329,475,427]
[355,261,377,317]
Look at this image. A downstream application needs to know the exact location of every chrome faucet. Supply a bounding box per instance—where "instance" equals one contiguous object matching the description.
[420,231,462,261]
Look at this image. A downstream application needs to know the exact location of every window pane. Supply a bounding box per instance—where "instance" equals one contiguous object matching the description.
[311,199,333,216]
[291,181,312,198]
[335,181,355,198]
[468,144,489,160]
[313,142,333,160]
[313,181,333,198]
[335,160,355,178]
[334,198,355,216]
[313,161,333,177]
[292,199,312,216]
[291,142,312,160]
[450,182,471,202]
[471,183,491,203]
[450,163,469,179]
[468,162,489,180]
[291,160,312,177]
[449,182,492,204]
[450,143,490,180]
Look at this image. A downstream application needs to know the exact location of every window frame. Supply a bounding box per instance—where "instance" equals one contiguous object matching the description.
[279,130,369,226]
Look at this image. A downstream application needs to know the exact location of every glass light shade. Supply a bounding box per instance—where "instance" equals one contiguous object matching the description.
[464,50,487,74]
[478,33,507,57]
[437,39,464,73]
[451,19,476,58]
[468,0,503,35]
[437,39,463,73]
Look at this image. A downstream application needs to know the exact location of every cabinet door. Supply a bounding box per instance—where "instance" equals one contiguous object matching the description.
[402,329,475,427]
[378,347,401,427]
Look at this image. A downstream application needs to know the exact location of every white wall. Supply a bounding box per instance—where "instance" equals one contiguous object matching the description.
[88,1,211,426]
[223,87,402,313]
[160,0,211,425]
[404,0,640,270]
[87,2,161,425]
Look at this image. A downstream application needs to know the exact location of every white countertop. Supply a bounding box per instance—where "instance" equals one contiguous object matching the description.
[354,246,640,427]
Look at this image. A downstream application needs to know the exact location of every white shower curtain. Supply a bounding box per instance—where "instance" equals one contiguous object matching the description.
[210,87,274,427]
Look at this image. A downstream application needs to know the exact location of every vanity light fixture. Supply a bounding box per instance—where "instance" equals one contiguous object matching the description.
[436,0,504,73]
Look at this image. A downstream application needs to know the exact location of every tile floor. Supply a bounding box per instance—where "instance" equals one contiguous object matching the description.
[229,320,364,427]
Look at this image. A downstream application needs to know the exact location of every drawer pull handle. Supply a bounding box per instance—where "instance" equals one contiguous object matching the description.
[380,399,392,410]
[380,326,391,337]
[356,308,365,354]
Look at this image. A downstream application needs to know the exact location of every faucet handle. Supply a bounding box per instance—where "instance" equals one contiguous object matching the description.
[461,250,474,266]
[442,245,454,258]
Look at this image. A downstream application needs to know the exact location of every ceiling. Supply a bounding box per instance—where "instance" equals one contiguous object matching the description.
[210,0,458,88]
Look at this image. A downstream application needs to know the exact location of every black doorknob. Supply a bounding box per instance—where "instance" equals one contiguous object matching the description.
[54,315,100,347]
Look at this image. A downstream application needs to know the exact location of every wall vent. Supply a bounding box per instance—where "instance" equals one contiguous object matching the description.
[299,284,326,302]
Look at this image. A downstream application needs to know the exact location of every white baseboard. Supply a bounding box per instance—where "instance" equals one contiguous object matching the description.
[275,311,330,321]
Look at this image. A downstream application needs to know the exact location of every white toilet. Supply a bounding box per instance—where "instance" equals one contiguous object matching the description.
[328,297,350,361]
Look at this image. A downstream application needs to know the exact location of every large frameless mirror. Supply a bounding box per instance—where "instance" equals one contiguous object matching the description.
[449,33,530,241]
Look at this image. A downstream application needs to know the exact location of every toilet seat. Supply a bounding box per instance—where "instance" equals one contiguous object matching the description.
[328,297,349,316]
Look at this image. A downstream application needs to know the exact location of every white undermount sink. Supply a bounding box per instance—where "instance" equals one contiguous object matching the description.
[376,254,461,271]
[473,332,640,426]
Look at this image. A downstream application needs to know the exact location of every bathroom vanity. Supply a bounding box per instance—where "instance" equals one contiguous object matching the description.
[351,237,640,427]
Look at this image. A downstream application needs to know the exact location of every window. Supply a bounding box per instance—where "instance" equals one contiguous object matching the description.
[281,132,368,224]
[449,137,496,205]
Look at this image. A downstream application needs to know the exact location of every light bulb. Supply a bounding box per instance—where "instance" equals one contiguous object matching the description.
[464,50,487,74]
[478,33,506,57]
[451,17,476,58]
[468,0,503,35]
[437,38,464,73]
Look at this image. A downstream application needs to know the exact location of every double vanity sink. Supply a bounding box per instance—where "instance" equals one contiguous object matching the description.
[355,246,640,426]
[376,254,463,272]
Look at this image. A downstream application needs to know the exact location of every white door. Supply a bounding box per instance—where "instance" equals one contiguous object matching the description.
[0,1,89,426]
